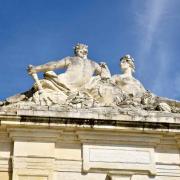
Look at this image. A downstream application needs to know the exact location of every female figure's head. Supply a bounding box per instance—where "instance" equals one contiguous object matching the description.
[120,54,135,76]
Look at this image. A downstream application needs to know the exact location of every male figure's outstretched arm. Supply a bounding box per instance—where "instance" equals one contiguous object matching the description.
[27,57,71,74]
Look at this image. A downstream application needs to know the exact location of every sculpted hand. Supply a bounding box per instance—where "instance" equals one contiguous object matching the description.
[32,90,54,106]
[38,90,52,106]
[99,62,111,79]
[27,65,36,75]
[99,62,107,68]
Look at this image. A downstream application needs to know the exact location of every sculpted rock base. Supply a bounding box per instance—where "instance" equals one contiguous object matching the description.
[31,90,67,106]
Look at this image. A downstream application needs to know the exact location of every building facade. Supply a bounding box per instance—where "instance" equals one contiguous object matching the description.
[0,106,180,180]
[1,44,180,180]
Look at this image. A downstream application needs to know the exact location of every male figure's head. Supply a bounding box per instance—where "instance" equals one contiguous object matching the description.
[74,43,88,59]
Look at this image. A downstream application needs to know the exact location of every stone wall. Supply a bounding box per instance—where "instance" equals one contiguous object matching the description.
[0,107,180,180]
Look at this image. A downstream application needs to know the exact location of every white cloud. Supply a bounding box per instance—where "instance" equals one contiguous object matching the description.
[135,0,169,57]
[174,74,180,99]
[150,43,170,96]
[132,0,180,99]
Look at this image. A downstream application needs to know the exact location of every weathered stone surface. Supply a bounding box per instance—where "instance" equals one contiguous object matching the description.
[2,44,179,113]
[0,110,180,179]
[0,43,180,180]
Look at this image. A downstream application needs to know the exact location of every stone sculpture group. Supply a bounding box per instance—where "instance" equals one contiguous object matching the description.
[2,43,180,113]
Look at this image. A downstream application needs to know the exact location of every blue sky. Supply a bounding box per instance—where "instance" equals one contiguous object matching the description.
[0,0,180,100]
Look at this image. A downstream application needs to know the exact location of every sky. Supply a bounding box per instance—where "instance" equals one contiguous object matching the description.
[0,0,180,100]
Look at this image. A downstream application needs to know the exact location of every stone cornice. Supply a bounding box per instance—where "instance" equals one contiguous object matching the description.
[0,107,180,133]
